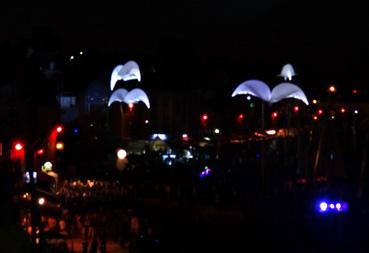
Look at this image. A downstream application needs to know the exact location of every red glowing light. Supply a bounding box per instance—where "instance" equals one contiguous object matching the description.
[340,107,346,113]
[15,143,23,151]
[202,114,208,121]
[238,114,244,119]
[272,112,278,119]
[36,149,44,155]
[293,106,299,112]
[352,89,358,94]
[313,115,318,121]
[128,103,134,109]
[317,109,323,115]
[56,126,63,133]
[182,134,189,141]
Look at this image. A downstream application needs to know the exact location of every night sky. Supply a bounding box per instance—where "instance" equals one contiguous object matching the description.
[0,2,368,95]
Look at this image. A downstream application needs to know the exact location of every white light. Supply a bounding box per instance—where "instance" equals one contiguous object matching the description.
[214,128,220,134]
[43,162,53,171]
[145,120,149,124]
[320,202,328,211]
[331,115,335,119]
[79,51,83,55]
[204,137,211,141]
[354,110,358,114]
[246,95,251,101]
[38,197,45,206]
[265,129,276,135]
[70,56,74,61]
[117,149,127,159]
[152,134,167,141]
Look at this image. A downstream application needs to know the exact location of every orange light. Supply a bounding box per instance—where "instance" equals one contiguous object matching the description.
[36,149,44,155]
[328,85,336,93]
[293,106,299,112]
[15,143,23,151]
[128,103,134,109]
[312,99,318,104]
[56,142,64,150]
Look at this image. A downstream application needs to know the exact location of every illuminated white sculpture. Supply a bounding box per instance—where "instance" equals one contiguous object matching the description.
[108,88,128,106]
[270,82,309,105]
[123,88,150,109]
[231,80,271,102]
[110,61,141,91]
[232,80,308,105]
[279,64,296,81]
[108,88,150,109]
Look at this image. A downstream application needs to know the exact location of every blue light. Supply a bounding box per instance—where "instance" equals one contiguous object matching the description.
[73,128,79,134]
[199,166,212,179]
[317,200,348,213]
[151,133,167,141]
[319,202,328,212]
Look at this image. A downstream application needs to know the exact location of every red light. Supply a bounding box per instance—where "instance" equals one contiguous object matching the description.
[56,126,63,133]
[182,134,189,141]
[317,109,323,115]
[293,106,299,112]
[238,114,244,119]
[36,149,44,155]
[340,107,346,113]
[15,143,23,151]
[313,115,318,121]
[271,112,278,120]
[202,114,208,121]
[128,103,134,109]
[352,89,358,94]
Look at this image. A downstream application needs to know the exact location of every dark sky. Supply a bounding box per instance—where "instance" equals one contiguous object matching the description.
[0,2,368,94]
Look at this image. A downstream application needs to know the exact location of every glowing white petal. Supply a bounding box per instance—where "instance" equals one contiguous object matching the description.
[279,64,296,81]
[118,61,141,82]
[108,88,129,106]
[110,65,124,91]
[271,82,309,105]
[231,80,271,102]
[123,88,150,109]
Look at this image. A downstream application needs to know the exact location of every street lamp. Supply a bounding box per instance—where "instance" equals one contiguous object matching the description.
[117,149,127,159]
[328,85,336,93]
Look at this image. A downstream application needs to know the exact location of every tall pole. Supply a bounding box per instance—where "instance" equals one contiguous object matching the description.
[25,140,45,252]
[261,101,266,198]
